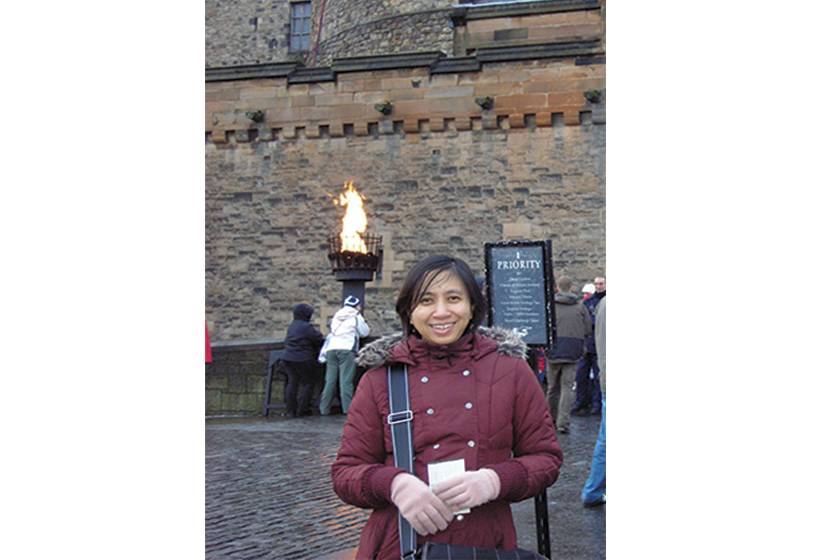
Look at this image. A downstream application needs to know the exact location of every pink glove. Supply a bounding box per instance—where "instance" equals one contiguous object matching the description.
[391,473,454,536]
[432,468,501,512]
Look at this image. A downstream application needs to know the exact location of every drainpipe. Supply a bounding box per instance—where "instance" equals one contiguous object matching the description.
[311,0,328,66]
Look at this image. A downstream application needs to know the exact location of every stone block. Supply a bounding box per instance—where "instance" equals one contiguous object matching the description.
[315,93,354,106]
[424,86,475,99]
[454,117,472,130]
[379,119,394,134]
[508,113,526,128]
[329,122,344,137]
[428,97,478,116]
[503,222,533,239]
[481,115,499,129]
[205,390,222,414]
[353,122,370,136]
[548,91,585,106]
[240,87,278,99]
[535,112,553,127]
[211,129,227,144]
[495,93,548,112]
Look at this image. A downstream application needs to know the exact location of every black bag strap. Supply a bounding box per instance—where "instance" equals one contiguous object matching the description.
[387,363,417,560]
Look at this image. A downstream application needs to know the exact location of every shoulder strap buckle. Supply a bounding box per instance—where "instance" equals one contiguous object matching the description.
[387,410,414,425]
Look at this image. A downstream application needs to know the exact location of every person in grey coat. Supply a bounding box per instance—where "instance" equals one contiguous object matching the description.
[544,276,592,433]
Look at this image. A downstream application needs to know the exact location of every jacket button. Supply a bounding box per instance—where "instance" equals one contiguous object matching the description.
[467,440,475,447]
[462,370,470,376]
[433,443,440,449]
[421,376,429,383]
[427,408,434,415]
[465,402,473,409]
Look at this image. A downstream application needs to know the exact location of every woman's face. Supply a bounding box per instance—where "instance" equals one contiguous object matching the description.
[410,271,474,345]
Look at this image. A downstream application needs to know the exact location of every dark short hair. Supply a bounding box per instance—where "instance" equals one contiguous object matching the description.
[395,255,488,338]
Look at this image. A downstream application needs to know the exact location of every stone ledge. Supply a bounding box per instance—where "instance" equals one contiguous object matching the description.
[332,52,444,74]
[453,0,601,23]
[210,339,284,353]
[206,40,602,85]
[430,56,482,74]
[205,62,301,83]
[287,66,337,84]
[476,39,602,63]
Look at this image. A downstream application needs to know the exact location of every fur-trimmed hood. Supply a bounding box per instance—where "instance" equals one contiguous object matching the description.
[355,326,527,369]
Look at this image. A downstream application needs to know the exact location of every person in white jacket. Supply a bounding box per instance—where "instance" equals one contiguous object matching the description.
[319,295,371,415]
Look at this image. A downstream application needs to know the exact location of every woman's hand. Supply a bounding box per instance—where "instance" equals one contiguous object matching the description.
[432,468,501,511]
[391,473,455,535]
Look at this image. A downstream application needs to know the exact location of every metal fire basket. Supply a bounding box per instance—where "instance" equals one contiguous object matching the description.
[327,233,382,280]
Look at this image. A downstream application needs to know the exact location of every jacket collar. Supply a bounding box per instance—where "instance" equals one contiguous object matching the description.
[355,326,527,369]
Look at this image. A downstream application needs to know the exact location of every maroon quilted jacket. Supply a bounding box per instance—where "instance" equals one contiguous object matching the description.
[331,327,564,560]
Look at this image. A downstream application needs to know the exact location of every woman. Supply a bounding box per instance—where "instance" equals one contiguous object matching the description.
[279,303,325,418]
[332,255,563,559]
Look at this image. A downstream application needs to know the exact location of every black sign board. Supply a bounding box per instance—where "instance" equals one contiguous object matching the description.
[484,240,556,347]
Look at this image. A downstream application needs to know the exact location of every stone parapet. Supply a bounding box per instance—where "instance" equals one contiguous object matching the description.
[206,40,605,144]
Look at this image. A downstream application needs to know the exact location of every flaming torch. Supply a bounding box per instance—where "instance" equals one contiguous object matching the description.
[327,182,382,309]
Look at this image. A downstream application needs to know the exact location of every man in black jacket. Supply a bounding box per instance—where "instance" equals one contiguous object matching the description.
[545,276,592,433]
[571,276,606,417]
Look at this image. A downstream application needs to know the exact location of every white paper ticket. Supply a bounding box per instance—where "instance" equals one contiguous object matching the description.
[428,458,469,514]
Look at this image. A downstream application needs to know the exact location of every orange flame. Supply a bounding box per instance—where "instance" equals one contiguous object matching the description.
[336,181,368,253]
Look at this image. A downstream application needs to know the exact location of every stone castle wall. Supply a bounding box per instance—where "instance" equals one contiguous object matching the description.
[206,0,606,346]
[205,1,606,416]
[205,0,604,67]
[206,57,605,342]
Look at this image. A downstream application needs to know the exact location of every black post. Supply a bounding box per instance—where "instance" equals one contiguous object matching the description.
[528,348,552,559]
[535,489,551,558]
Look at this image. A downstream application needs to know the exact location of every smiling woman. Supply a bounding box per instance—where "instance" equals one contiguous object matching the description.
[331,254,564,560]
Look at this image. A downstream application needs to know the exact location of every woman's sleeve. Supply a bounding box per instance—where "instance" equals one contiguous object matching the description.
[491,359,564,502]
[331,368,407,508]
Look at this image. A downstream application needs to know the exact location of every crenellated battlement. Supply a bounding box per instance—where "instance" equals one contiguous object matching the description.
[206,41,605,144]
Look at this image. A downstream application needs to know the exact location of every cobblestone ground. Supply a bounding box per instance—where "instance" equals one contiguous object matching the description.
[206,413,605,560]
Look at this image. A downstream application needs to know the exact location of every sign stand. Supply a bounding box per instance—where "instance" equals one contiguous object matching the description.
[484,239,557,559]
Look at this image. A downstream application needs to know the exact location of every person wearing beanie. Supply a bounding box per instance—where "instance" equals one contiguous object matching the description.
[319,295,371,415]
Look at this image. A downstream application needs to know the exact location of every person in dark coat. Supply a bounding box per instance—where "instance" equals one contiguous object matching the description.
[545,276,592,433]
[331,255,563,559]
[280,303,325,418]
[571,276,606,416]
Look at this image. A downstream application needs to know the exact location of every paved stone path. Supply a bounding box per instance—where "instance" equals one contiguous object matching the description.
[206,413,605,559]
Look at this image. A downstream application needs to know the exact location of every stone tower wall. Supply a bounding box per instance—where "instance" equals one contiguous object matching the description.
[206,0,606,344]
[206,59,605,342]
